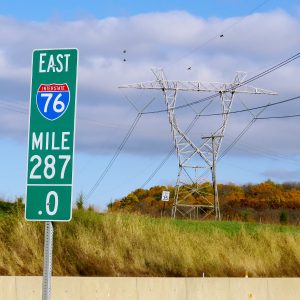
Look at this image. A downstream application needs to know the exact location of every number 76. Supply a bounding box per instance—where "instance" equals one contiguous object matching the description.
[41,93,65,113]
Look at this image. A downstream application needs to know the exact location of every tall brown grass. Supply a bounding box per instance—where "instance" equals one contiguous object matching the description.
[0,210,299,277]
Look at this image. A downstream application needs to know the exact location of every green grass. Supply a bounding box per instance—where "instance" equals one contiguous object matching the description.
[0,210,300,277]
[170,218,300,234]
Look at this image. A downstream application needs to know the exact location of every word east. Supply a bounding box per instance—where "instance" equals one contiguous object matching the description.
[39,53,71,73]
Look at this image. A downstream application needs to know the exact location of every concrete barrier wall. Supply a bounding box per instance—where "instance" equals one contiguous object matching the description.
[1,277,300,300]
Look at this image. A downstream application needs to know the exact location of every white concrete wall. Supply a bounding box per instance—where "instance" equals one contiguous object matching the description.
[0,277,299,300]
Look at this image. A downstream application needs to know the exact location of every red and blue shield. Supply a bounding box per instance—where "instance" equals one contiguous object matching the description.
[36,83,70,121]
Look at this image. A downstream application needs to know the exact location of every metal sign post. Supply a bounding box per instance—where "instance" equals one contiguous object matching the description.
[25,48,78,300]
[161,191,170,216]
[42,222,54,300]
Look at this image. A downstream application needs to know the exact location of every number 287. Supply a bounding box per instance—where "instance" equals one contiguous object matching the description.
[29,155,70,179]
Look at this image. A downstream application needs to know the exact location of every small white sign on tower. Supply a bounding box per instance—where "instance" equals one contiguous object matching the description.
[161,191,170,201]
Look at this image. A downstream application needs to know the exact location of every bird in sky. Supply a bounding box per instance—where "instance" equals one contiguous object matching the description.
[220,34,224,38]
[123,50,127,61]
[187,66,191,70]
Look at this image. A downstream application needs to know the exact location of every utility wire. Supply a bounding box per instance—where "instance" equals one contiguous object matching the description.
[233,140,300,164]
[141,99,215,188]
[142,93,219,115]
[218,107,267,160]
[152,0,274,127]
[142,51,300,115]
[197,95,300,117]
[84,113,142,201]
[141,147,175,188]
[136,53,300,186]
[174,0,272,63]
[199,111,264,179]
[141,114,200,188]
[197,105,288,178]
[125,2,298,191]
[241,52,300,86]
[143,95,300,118]
[0,105,27,114]
[0,100,126,129]
[124,51,300,189]
[142,102,268,187]
[140,95,300,187]
[0,101,27,114]
[256,114,300,120]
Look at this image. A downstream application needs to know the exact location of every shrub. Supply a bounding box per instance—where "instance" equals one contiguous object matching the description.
[279,211,288,224]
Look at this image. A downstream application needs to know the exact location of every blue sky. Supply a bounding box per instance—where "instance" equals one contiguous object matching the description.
[1,0,299,20]
[0,0,300,210]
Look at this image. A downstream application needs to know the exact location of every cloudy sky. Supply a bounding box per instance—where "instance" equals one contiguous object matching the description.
[0,0,300,209]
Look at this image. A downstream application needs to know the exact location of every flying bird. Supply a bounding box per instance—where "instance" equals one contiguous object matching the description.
[123,58,127,62]
[123,50,127,53]
[220,34,224,38]
[187,66,192,70]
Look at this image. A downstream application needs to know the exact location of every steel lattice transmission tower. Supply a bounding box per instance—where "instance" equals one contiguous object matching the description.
[120,68,277,220]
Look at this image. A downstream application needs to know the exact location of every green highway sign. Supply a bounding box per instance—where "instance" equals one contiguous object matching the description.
[25,48,78,221]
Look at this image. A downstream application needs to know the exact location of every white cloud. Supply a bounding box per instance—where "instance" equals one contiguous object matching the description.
[0,10,299,158]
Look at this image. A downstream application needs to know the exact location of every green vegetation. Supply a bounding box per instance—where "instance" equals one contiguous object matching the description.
[0,208,300,277]
[75,192,85,210]
[279,211,288,224]
[0,199,24,218]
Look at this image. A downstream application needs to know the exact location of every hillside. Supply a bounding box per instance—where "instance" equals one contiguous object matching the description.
[0,208,300,277]
[109,180,300,224]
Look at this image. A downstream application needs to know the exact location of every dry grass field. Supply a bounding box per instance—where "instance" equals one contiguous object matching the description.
[0,210,300,277]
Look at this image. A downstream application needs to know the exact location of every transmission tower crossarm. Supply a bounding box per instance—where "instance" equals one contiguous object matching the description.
[119,81,277,95]
[228,84,277,95]
[119,81,165,90]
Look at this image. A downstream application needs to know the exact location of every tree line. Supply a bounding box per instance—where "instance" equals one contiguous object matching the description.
[108,180,300,224]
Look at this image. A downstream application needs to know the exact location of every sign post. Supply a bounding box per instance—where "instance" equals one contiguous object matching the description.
[161,191,170,216]
[25,48,78,300]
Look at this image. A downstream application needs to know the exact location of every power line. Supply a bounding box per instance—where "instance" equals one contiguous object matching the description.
[233,141,300,165]
[141,147,175,188]
[84,113,142,201]
[127,52,300,191]
[140,99,216,187]
[142,114,258,188]
[142,93,219,115]
[109,100,300,190]
[141,105,268,187]
[174,0,272,63]
[219,117,258,160]
[143,94,300,118]
[141,115,200,188]
[140,114,201,188]
[210,109,300,173]
[0,101,27,114]
[241,52,300,86]
[142,51,300,115]
[140,98,216,187]
[0,100,127,129]
[82,95,157,200]
[197,112,262,179]
[140,93,298,188]
[256,114,300,120]
[198,95,300,117]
